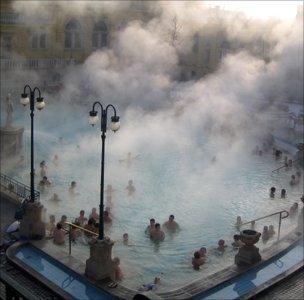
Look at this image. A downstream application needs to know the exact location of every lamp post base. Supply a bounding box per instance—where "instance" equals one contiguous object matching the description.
[19,202,45,239]
[85,238,117,281]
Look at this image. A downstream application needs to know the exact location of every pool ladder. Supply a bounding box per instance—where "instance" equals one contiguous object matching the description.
[239,209,290,241]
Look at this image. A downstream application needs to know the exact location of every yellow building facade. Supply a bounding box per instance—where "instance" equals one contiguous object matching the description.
[0,0,268,81]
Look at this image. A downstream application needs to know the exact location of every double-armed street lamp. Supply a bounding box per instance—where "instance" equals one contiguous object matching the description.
[20,85,46,202]
[88,101,120,240]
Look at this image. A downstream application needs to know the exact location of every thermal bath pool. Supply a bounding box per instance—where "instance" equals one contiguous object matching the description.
[2,103,303,291]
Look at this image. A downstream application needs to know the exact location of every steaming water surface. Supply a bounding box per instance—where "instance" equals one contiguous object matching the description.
[3,104,303,291]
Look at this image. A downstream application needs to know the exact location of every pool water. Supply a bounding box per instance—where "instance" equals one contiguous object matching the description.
[15,244,113,299]
[2,103,303,291]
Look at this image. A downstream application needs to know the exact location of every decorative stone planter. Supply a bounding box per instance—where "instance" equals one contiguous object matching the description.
[19,201,45,239]
[85,238,117,281]
[235,230,261,267]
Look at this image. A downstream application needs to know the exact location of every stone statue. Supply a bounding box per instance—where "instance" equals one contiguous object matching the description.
[5,93,13,128]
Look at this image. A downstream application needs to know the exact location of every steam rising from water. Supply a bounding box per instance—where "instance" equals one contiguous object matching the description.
[3,0,301,190]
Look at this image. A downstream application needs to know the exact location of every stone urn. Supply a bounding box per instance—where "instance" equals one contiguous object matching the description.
[235,230,261,267]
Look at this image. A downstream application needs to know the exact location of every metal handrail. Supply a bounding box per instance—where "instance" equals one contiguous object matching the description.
[64,221,98,255]
[239,209,289,241]
[0,173,40,201]
[271,158,300,173]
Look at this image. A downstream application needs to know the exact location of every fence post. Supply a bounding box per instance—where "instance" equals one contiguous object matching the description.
[69,224,72,255]
[278,212,282,241]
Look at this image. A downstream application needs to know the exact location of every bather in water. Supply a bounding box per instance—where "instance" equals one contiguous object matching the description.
[269,187,276,198]
[126,180,136,196]
[163,215,180,232]
[192,251,205,270]
[145,218,156,235]
[150,223,165,242]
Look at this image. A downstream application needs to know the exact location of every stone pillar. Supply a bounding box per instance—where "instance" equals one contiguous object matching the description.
[19,202,46,239]
[235,230,261,267]
[0,126,24,158]
[85,238,117,281]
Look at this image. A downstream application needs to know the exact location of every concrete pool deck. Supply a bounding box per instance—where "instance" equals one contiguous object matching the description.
[26,228,303,299]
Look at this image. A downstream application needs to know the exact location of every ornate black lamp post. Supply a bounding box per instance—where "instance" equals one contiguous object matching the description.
[20,85,45,202]
[88,101,120,240]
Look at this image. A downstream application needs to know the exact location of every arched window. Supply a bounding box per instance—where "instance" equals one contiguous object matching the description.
[92,21,108,48]
[31,32,47,49]
[192,33,199,53]
[65,19,81,49]
[220,41,229,60]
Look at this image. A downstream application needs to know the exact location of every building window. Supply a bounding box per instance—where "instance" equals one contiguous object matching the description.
[40,33,46,48]
[204,48,211,64]
[192,33,199,53]
[31,33,47,49]
[220,41,229,60]
[92,21,108,48]
[65,19,82,49]
[2,35,12,52]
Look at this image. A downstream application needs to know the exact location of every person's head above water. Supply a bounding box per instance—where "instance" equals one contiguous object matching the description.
[71,181,76,187]
[128,180,133,185]
[194,251,200,259]
[150,218,155,225]
[199,247,207,255]
[218,239,225,246]
[61,215,67,221]
[56,222,63,230]
[80,210,85,216]
[155,223,161,230]
[123,233,129,241]
[169,215,175,222]
[270,187,276,193]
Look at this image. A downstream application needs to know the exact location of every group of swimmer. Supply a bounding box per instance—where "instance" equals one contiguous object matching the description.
[20,138,304,280]
[37,155,137,200]
[145,215,180,242]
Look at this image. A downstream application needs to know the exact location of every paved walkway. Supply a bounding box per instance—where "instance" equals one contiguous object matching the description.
[254,269,304,300]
